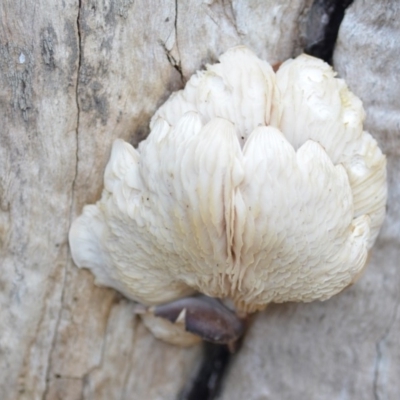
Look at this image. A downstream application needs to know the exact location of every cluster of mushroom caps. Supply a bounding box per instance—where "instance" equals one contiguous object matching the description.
[69,46,387,346]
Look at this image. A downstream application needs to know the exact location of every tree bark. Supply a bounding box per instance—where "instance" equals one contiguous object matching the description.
[1,1,398,399]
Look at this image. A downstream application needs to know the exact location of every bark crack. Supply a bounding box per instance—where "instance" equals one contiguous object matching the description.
[41,1,82,398]
[172,0,184,84]
[160,40,183,84]
[373,297,400,400]
[161,0,183,84]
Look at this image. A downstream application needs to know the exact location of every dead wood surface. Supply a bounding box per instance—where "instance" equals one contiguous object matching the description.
[1,1,398,399]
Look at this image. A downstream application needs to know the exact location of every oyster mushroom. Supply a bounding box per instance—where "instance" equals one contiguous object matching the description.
[69,46,387,346]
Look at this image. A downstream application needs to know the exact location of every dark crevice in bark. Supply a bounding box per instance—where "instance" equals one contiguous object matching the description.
[75,0,82,137]
[179,343,232,400]
[71,0,82,195]
[305,0,354,64]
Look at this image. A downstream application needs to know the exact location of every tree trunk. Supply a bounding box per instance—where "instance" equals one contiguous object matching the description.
[0,1,399,399]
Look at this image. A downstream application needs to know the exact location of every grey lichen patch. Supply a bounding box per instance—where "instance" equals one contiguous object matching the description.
[0,206,10,251]
[87,0,133,50]
[41,26,58,70]
[0,43,34,122]
[103,0,135,25]
[78,71,110,126]
[115,0,135,18]
[64,21,79,84]
[92,93,109,126]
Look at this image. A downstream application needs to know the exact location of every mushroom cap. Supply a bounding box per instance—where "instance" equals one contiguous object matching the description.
[69,46,387,313]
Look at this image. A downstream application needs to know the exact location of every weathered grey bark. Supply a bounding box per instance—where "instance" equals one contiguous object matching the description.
[0,0,398,399]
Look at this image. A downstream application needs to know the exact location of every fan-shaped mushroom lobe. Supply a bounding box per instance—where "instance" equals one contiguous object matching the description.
[231,126,370,311]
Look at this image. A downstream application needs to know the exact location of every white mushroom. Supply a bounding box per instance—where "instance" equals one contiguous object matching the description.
[69,46,387,344]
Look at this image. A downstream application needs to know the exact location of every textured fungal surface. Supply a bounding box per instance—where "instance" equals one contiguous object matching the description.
[69,46,386,317]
